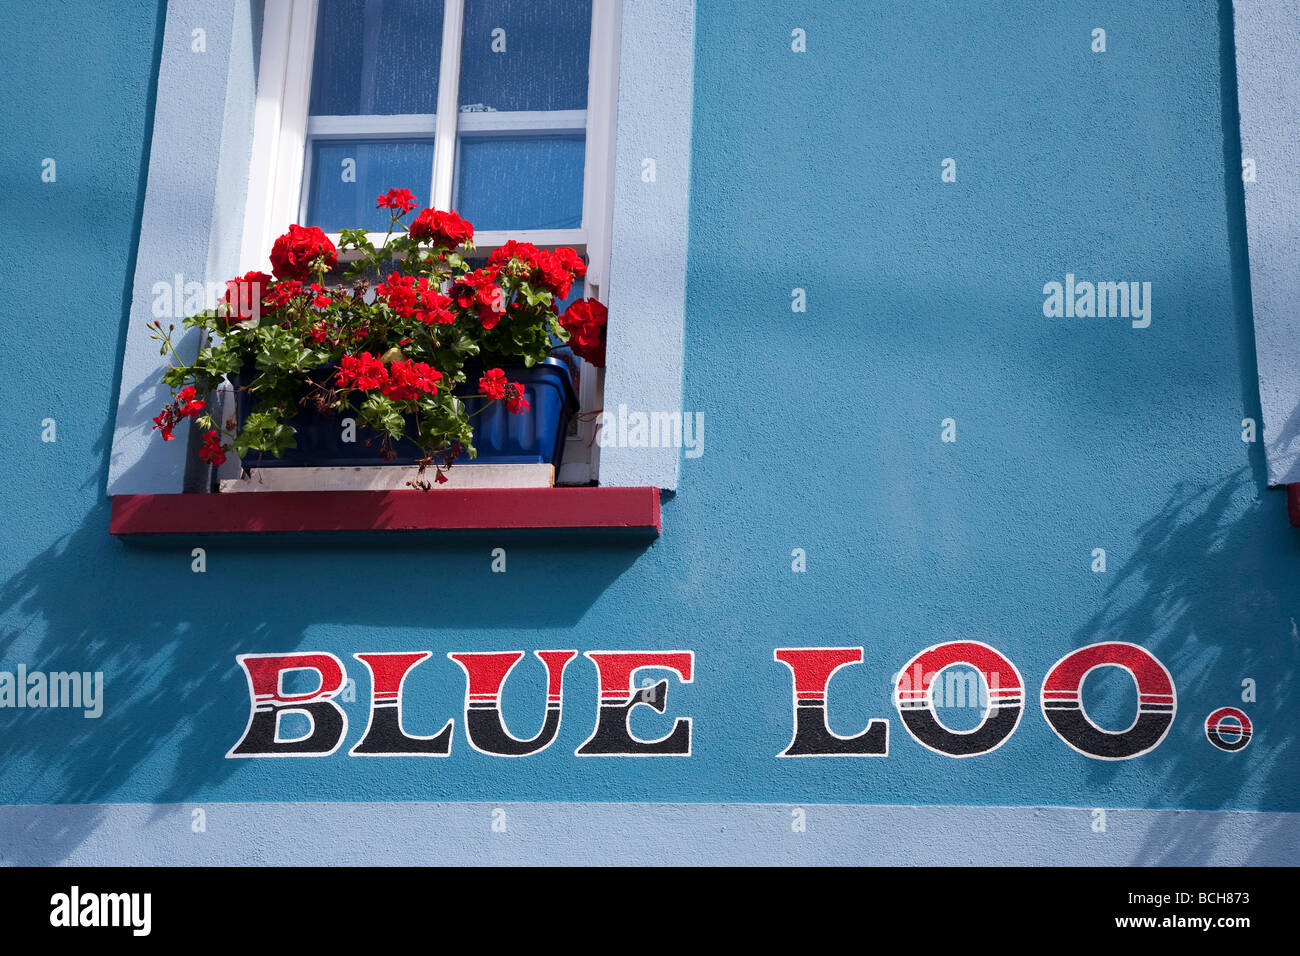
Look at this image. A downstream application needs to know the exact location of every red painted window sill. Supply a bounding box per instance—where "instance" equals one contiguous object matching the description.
[110,487,660,536]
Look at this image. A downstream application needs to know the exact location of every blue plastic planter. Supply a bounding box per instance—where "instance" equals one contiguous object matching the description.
[233,357,578,469]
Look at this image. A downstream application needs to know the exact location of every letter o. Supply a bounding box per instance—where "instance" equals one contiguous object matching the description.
[1204,707,1252,752]
[1040,642,1175,760]
[894,641,1024,757]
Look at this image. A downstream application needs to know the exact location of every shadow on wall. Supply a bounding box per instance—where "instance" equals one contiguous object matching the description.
[0,407,653,863]
[1071,468,1300,863]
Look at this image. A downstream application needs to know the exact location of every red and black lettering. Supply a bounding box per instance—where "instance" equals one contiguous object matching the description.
[228,652,349,757]
[448,650,577,756]
[1205,706,1252,752]
[349,652,452,756]
[894,641,1023,757]
[1040,642,1176,760]
[772,647,888,756]
[575,651,694,756]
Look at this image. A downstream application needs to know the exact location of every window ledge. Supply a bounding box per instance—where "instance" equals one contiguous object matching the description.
[110,487,660,537]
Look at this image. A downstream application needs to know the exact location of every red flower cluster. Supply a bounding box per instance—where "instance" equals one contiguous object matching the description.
[264,279,302,308]
[199,429,227,466]
[382,359,443,401]
[560,298,608,367]
[223,271,271,324]
[335,352,442,401]
[478,368,529,414]
[151,385,206,441]
[488,241,586,299]
[478,367,508,399]
[409,208,474,248]
[450,267,506,329]
[269,224,338,280]
[376,188,418,214]
[335,352,387,390]
[262,279,333,310]
[158,196,604,479]
[376,273,455,325]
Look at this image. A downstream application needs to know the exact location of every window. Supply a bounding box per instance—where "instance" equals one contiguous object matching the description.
[239,0,621,484]
[107,0,691,513]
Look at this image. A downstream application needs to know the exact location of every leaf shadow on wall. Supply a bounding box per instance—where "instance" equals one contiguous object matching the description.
[1068,467,1300,862]
[0,412,653,864]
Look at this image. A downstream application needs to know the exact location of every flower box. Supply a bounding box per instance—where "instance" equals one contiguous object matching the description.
[147,192,607,488]
[233,357,578,470]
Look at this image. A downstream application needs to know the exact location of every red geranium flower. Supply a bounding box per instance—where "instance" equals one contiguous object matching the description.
[479,367,508,400]
[559,298,608,367]
[486,242,584,299]
[377,273,455,325]
[532,248,574,299]
[487,240,541,271]
[309,282,332,308]
[381,359,442,401]
[376,272,418,317]
[264,278,305,308]
[269,224,338,280]
[335,352,388,391]
[553,246,587,280]
[223,271,271,324]
[151,386,206,442]
[408,361,442,394]
[412,278,455,325]
[376,188,418,214]
[409,208,474,248]
[199,429,227,467]
[505,382,530,415]
[450,267,505,328]
[176,385,206,418]
[151,412,176,442]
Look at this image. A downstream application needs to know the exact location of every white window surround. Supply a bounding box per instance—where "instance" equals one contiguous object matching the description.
[1230,0,1300,487]
[107,0,692,496]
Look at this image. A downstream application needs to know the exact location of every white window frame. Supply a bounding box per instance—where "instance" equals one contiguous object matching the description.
[107,0,691,499]
[239,0,621,484]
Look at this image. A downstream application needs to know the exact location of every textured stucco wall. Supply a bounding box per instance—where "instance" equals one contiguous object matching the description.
[0,0,1297,865]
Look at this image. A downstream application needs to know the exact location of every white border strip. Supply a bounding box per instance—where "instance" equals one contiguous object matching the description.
[1,801,1293,866]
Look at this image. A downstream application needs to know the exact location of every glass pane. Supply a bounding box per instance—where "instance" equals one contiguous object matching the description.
[455,134,585,231]
[309,0,444,115]
[306,140,436,232]
[458,0,592,111]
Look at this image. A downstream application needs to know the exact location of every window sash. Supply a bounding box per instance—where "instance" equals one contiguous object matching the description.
[246,0,619,257]
[282,0,606,254]
[243,0,619,480]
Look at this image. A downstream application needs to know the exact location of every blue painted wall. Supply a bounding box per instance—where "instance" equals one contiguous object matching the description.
[0,0,1295,846]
